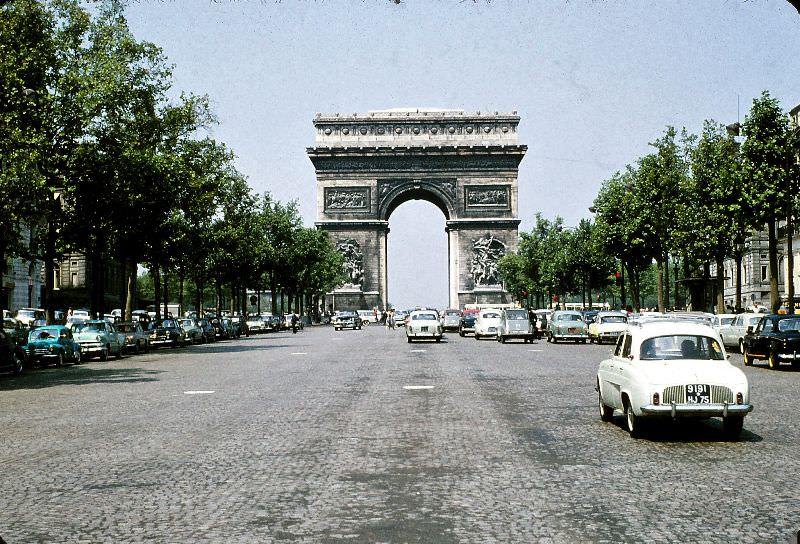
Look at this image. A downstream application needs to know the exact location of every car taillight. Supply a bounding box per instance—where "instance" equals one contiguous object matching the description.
[652,392,660,405]
[736,392,743,405]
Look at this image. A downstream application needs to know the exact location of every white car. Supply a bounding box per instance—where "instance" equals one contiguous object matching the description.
[246,315,265,333]
[405,310,443,343]
[357,310,376,325]
[596,320,753,439]
[474,308,502,340]
[720,313,763,352]
[588,311,627,344]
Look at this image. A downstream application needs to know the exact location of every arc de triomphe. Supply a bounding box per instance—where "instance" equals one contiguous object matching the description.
[308,109,527,311]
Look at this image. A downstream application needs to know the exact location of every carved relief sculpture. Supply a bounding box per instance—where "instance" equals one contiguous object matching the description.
[326,189,368,210]
[337,239,364,287]
[470,234,506,286]
[466,186,508,207]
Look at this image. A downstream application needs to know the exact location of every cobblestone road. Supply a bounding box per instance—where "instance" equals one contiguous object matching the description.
[0,325,798,543]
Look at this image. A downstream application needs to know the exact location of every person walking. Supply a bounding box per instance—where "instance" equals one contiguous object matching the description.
[291,313,298,334]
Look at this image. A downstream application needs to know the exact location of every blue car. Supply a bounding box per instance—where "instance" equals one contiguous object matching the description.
[24,325,81,367]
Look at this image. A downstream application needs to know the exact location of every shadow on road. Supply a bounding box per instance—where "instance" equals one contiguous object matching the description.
[0,366,164,391]
[610,416,764,443]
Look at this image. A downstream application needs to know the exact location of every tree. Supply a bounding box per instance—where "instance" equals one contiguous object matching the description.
[740,91,796,313]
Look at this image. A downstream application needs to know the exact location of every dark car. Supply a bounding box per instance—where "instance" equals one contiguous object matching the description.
[24,325,81,367]
[209,318,226,340]
[458,309,480,337]
[116,321,150,354]
[148,319,188,349]
[197,318,216,343]
[0,327,27,375]
[333,311,362,331]
[178,317,205,344]
[742,314,800,370]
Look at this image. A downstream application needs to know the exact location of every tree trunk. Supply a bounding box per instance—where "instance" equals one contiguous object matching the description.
[716,254,726,314]
[125,259,136,321]
[768,218,781,313]
[163,271,169,317]
[178,266,185,318]
[735,253,743,312]
[788,210,795,314]
[664,254,671,310]
[153,264,161,320]
[656,259,664,312]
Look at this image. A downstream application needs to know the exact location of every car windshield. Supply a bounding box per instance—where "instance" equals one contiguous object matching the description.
[159,320,177,328]
[505,310,528,320]
[777,318,800,333]
[639,335,725,361]
[73,323,104,333]
[179,319,193,327]
[445,310,460,316]
[31,329,56,340]
[601,316,626,324]
[412,313,437,321]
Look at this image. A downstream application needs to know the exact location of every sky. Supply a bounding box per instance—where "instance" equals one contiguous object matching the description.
[123,0,800,311]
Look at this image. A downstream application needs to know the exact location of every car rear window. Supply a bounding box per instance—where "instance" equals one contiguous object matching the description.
[413,313,438,321]
[505,310,528,320]
[639,335,724,361]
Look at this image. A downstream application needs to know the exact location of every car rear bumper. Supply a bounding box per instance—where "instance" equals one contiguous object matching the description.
[640,403,753,417]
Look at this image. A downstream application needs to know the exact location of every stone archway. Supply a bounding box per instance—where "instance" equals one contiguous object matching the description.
[309,109,527,311]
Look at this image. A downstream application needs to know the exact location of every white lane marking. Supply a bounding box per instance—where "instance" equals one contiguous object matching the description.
[410,349,427,353]
[291,352,307,355]
[184,391,215,395]
[528,350,543,352]
[403,385,435,390]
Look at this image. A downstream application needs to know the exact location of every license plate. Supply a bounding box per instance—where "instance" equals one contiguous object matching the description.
[686,384,711,403]
[568,327,578,334]
[421,326,428,332]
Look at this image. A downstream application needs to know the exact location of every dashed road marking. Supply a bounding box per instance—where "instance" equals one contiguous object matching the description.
[184,391,215,395]
[291,352,307,355]
[528,350,543,352]
[410,349,427,353]
[403,385,435,390]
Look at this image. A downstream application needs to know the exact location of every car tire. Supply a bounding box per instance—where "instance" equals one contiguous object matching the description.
[598,387,614,422]
[435,337,441,343]
[474,333,480,340]
[55,352,64,367]
[12,351,24,375]
[722,416,744,440]
[742,346,753,366]
[768,351,780,370]
[625,403,644,438]
[407,336,412,343]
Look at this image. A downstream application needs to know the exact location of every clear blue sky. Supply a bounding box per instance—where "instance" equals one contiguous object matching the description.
[124,1,799,310]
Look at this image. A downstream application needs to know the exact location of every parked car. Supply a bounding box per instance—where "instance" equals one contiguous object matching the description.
[440,309,462,332]
[588,311,628,344]
[14,308,44,328]
[404,309,443,342]
[116,321,150,354]
[711,313,737,334]
[474,308,502,340]
[24,325,81,367]
[394,310,410,327]
[246,315,265,334]
[148,318,188,348]
[178,317,205,344]
[596,319,752,439]
[220,317,239,338]
[458,309,480,337]
[3,317,27,346]
[72,320,124,361]
[333,311,362,331]
[720,313,764,352]
[547,311,588,343]
[197,318,216,343]
[496,308,534,343]
[357,310,377,325]
[209,318,226,340]
[0,326,27,375]
[742,314,800,370]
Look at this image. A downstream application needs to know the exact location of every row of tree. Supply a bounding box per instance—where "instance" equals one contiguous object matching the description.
[500,92,799,313]
[1,0,346,322]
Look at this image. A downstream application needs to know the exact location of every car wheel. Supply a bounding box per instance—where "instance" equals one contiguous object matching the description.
[435,337,441,343]
[474,333,480,340]
[407,336,412,343]
[722,416,744,440]
[742,346,753,366]
[55,352,64,367]
[625,404,644,438]
[71,350,80,365]
[598,387,614,422]
[100,348,108,362]
[552,335,558,344]
[12,351,24,375]
[768,351,780,370]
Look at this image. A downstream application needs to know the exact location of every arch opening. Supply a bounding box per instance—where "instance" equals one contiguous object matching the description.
[387,200,448,311]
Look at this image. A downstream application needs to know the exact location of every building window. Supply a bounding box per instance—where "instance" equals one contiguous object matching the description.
[761,265,768,282]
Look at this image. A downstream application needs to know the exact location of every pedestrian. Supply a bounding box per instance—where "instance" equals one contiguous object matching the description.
[381,310,387,325]
[291,313,298,334]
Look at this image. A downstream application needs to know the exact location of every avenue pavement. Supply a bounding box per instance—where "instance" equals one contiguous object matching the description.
[0,324,798,543]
